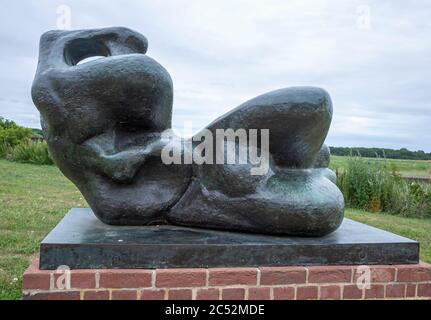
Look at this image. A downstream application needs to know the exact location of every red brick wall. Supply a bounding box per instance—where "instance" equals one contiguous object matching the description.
[22,259,431,300]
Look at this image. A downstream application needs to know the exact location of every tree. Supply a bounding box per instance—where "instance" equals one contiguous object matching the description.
[0,117,18,130]
[329,146,431,161]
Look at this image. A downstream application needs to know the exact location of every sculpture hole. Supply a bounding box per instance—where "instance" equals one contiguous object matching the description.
[64,38,111,66]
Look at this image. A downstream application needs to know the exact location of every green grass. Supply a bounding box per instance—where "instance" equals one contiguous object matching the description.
[0,159,430,299]
[331,155,431,180]
[0,159,86,299]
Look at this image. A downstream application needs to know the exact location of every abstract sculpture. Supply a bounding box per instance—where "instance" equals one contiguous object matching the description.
[32,27,344,236]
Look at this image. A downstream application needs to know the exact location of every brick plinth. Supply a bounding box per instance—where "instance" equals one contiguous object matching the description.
[23,259,431,300]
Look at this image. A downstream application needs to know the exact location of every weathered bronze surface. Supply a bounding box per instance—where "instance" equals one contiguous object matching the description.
[32,27,344,236]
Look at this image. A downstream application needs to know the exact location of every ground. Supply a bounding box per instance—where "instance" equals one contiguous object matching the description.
[1,159,430,300]
[0,159,85,300]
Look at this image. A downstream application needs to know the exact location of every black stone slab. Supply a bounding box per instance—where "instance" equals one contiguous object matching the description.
[39,208,419,269]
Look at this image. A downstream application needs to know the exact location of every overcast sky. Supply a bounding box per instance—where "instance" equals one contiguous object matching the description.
[1,0,430,151]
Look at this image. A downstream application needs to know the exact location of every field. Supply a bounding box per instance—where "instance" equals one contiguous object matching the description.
[1,158,431,299]
[0,159,86,299]
[330,155,431,180]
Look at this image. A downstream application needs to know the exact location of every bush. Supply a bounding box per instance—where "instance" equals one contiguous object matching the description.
[0,126,33,148]
[0,117,33,158]
[0,142,13,158]
[7,141,54,165]
[336,156,431,218]
[0,117,52,165]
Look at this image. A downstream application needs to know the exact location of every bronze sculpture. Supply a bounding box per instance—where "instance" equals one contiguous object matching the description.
[32,27,344,236]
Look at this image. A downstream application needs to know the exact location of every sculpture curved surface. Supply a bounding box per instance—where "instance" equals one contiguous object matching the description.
[32,27,344,236]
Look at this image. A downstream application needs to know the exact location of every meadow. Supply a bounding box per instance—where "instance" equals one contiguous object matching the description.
[1,158,431,299]
[331,155,431,180]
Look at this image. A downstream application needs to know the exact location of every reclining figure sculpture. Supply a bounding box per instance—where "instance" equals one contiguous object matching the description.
[32,27,344,236]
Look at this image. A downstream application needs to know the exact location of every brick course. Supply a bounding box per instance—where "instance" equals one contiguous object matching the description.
[23,259,431,300]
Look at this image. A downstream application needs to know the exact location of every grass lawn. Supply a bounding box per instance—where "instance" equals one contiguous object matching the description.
[0,159,86,299]
[1,159,430,299]
[331,155,431,180]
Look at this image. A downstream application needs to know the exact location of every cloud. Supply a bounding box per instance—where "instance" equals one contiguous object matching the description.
[0,0,430,151]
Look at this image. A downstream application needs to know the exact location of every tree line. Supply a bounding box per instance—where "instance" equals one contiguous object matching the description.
[330,146,431,161]
[2,117,431,162]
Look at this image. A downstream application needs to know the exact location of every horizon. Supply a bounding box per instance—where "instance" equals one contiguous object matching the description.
[9,120,431,154]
